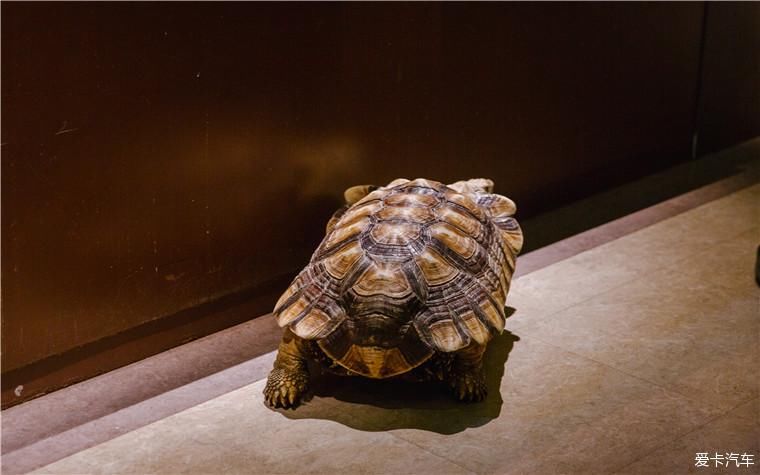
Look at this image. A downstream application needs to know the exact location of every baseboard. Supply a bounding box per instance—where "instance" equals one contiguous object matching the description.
[0,274,293,409]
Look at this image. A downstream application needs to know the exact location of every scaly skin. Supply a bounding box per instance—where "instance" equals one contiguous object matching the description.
[264,330,310,408]
[448,343,488,402]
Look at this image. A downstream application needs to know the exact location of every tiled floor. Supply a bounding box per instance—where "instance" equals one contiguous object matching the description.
[23,183,759,474]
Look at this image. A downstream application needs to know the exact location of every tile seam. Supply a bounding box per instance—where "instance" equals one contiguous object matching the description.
[383,432,478,475]
[609,396,760,474]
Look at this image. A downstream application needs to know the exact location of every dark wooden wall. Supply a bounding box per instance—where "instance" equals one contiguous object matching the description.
[2,3,757,403]
[697,2,760,155]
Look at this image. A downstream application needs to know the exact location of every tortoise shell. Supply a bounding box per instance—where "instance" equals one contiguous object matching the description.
[273,178,523,379]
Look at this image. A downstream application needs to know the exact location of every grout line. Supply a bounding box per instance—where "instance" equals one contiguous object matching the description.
[384,433,478,475]
[610,396,760,474]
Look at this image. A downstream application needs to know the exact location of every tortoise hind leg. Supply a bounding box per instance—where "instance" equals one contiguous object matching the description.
[264,329,311,408]
[449,343,487,402]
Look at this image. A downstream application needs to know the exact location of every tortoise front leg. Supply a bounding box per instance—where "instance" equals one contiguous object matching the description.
[449,343,488,402]
[264,329,310,408]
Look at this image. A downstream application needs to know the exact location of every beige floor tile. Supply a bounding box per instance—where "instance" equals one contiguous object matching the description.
[515,227,759,412]
[616,398,760,474]
[31,380,473,475]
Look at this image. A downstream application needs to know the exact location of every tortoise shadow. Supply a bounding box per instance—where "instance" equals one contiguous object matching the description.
[272,308,520,434]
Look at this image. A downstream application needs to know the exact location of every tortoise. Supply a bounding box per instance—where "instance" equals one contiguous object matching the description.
[264,177,523,408]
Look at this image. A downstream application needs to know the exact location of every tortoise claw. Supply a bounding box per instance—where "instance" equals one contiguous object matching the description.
[450,370,487,402]
[264,367,309,409]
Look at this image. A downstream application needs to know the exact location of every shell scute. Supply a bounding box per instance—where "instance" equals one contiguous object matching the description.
[478,194,517,218]
[339,345,411,378]
[435,205,483,238]
[338,200,383,228]
[276,294,311,327]
[369,221,422,246]
[443,191,486,220]
[274,278,302,314]
[494,217,524,255]
[429,222,479,259]
[460,310,490,345]
[292,308,332,339]
[352,261,413,298]
[414,247,458,285]
[478,297,505,333]
[325,217,369,249]
[323,240,363,279]
[428,319,469,352]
